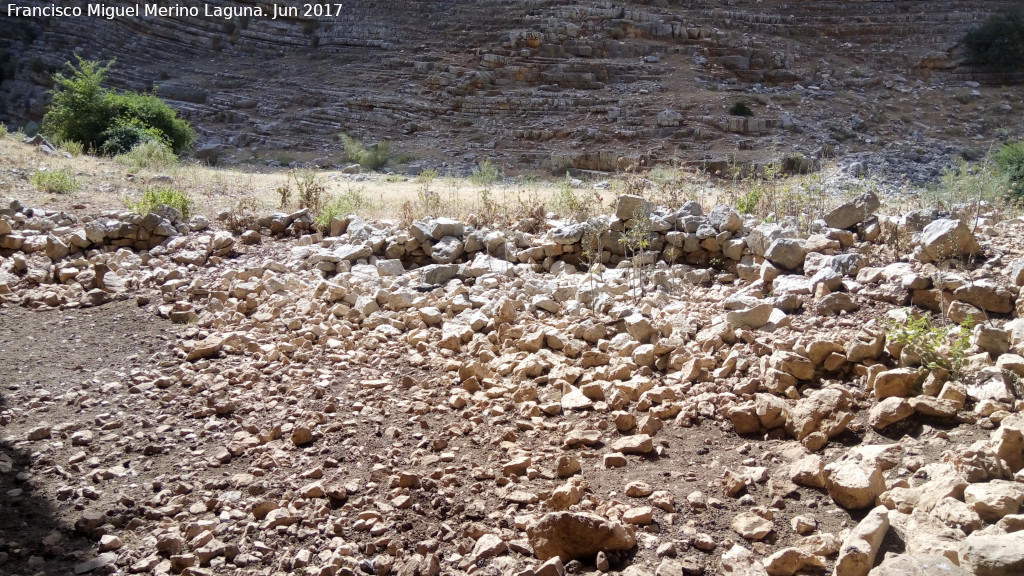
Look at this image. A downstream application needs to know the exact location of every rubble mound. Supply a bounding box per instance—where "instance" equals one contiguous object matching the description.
[2,186,1024,576]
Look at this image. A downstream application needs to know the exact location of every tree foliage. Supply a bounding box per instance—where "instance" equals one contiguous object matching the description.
[41,56,196,156]
[963,7,1024,71]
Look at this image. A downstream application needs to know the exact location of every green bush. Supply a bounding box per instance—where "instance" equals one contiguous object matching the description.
[340,134,389,171]
[116,139,178,171]
[41,56,195,156]
[128,186,194,219]
[100,116,166,155]
[316,186,369,229]
[470,158,502,189]
[550,173,596,219]
[994,140,1024,202]
[31,168,81,194]
[963,7,1024,71]
[881,313,974,375]
[57,139,84,156]
[106,91,195,154]
[294,169,327,216]
[729,101,754,117]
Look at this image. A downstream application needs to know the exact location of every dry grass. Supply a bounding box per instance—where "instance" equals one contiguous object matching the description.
[0,137,622,220]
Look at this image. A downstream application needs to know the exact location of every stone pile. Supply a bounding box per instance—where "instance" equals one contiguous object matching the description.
[2,190,1024,576]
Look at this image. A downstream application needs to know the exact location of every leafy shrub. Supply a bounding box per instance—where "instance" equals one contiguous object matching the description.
[881,313,974,375]
[994,140,1024,202]
[550,173,598,219]
[470,158,501,189]
[31,168,81,194]
[100,116,166,155]
[41,56,195,157]
[57,139,84,156]
[963,7,1024,71]
[340,134,389,171]
[106,90,195,154]
[116,139,178,171]
[316,186,369,229]
[416,167,439,185]
[128,186,194,219]
[736,188,762,214]
[728,101,754,117]
[0,122,7,139]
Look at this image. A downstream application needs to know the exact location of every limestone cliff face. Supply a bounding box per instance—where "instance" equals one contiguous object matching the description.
[1,1,1020,170]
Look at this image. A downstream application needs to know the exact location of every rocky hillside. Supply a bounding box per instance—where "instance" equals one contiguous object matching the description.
[2,134,1024,576]
[2,1,1023,176]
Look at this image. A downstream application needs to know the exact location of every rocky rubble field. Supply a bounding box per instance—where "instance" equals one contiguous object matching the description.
[2,185,1024,576]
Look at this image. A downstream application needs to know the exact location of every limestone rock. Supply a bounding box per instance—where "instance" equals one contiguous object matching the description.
[708,204,742,233]
[916,218,982,263]
[964,481,1024,522]
[823,452,887,510]
[717,544,769,576]
[765,238,806,270]
[866,554,971,576]
[731,512,773,540]
[610,434,654,455]
[615,195,653,220]
[834,505,889,576]
[824,191,880,230]
[726,303,773,329]
[868,397,914,429]
[960,531,1024,576]
[874,368,921,398]
[992,413,1024,473]
[762,547,823,576]
[526,512,636,562]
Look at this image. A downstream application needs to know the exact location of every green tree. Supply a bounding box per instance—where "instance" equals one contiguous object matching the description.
[963,7,1024,71]
[41,56,196,156]
[40,57,113,153]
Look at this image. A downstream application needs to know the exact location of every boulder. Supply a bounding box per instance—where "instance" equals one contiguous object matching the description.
[762,547,824,576]
[874,368,921,398]
[526,512,636,562]
[717,544,769,576]
[824,191,880,230]
[426,217,464,241]
[823,452,887,510]
[615,195,653,220]
[960,531,1024,576]
[866,554,970,576]
[868,397,914,430]
[953,280,1015,314]
[834,505,889,576]
[786,387,854,442]
[726,303,773,329]
[765,238,806,270]
[731,513,773,541]
[991,413,1024,473]
[964,481,1024,522]
[916,218,982,263]
[707,204,743,233]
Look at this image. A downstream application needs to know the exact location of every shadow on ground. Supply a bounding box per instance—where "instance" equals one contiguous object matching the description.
[0,436,95,575]
[0,300,178,574]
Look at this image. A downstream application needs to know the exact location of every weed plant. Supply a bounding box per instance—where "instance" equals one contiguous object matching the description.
[316,186,369,229]
[31,168,81,194]
[470,158,501,189]
[340,134,389,171]
[116,140,178,171]
[128,186,193,218]
[881,312,975,376]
